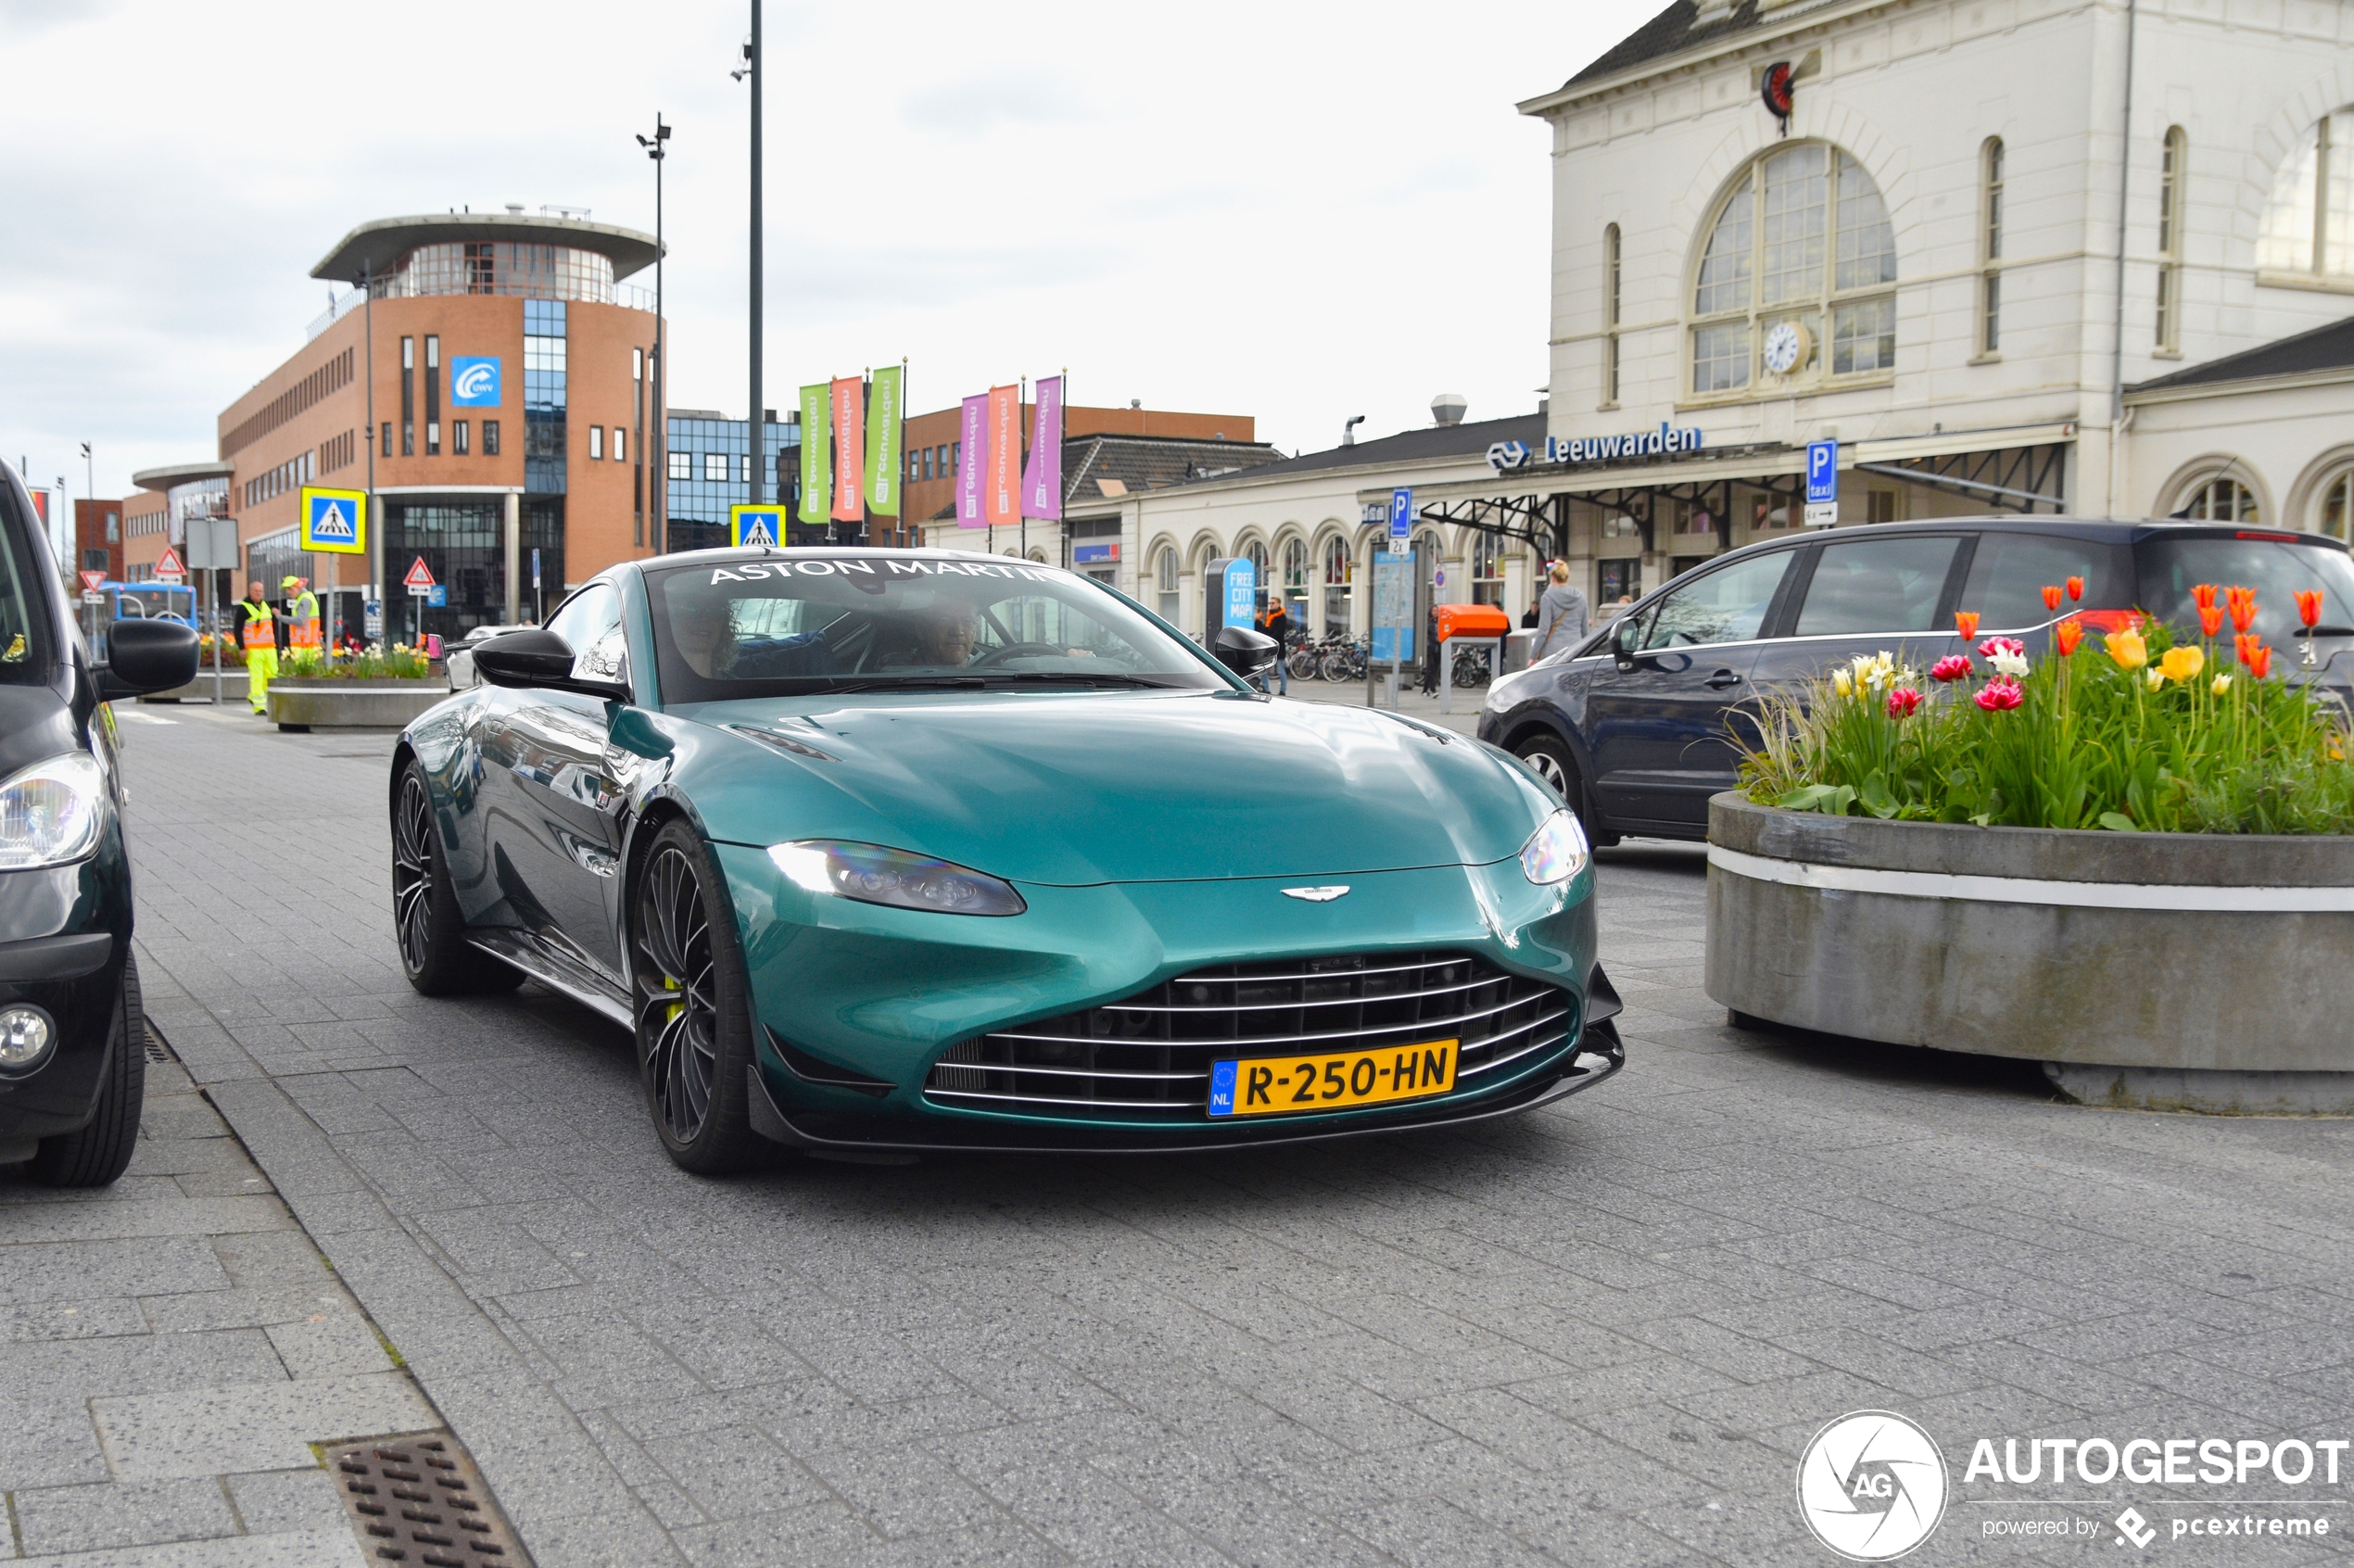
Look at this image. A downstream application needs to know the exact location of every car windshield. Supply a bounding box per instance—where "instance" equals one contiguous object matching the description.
[2138,535,2354,645]
[0,481,51,683]
[645,555,1228,702]
[114,587,194,623]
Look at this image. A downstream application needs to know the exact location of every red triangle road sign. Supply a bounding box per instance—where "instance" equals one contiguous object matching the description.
[402,556,437,588]
[153,545,185,578]
[79,570,106,590]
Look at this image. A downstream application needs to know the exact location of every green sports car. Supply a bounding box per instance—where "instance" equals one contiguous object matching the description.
[388,548,1621,1171]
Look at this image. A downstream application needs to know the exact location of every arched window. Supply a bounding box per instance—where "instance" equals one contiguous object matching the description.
[1471,533,1505,607]
[1281,536,1308,592]
[1980,138,2004,355]
[1602,222,1624,406]
[1155,545,1179,622]
[1322,536,1354,632]
[1690,143,1896,394]
[2320,473,2352,541]
[2181,476,2259,525]
[2157,128,2186,350]
[1245,538,1270,593]
[2258,108,2353,278]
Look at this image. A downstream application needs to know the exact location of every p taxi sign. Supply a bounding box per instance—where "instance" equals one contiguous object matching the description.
[300,487,368,554]
[729,504,784,548]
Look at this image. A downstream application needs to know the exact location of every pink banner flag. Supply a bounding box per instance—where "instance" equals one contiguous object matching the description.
[1021,375,1063,521]
[984,385,1020,530]
[830,376,864,522]
[957,395,986,527]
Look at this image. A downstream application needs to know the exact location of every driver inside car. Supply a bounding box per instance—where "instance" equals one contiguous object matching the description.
[670,581,843,679]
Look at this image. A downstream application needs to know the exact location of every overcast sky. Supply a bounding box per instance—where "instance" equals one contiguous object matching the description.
[0,0,1655,503]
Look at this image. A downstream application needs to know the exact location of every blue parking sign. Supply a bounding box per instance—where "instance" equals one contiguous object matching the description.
[1805,440,1839,504]
[1389,487,1412,541]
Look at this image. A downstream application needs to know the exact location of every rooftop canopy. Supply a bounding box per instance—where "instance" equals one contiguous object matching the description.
[130,461,234,493]
[310,211,663,285]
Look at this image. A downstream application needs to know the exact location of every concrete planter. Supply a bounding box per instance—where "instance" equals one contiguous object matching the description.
[139,665,248,703]
[266,679,449,732]
[1705,792,2354,1113]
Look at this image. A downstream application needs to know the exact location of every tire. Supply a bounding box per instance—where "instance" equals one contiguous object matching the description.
[1512,732,1619,843]
[391,760,524,996]
[30,956,145,1188]
[1319,651,1352,684]
[629,819,764,1176]
[1285,647,1318,682]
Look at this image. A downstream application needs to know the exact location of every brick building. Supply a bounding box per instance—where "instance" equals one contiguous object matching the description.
[71,498,122,582]
[216,209,664,640]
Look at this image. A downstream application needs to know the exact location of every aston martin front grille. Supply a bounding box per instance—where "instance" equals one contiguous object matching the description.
[923,951,1575,1119]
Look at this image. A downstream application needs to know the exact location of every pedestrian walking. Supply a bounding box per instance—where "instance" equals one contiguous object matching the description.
[231,579,277,715]
[1531,563,1592,662]
[1259,594,1292,695]
[282,575,321,665]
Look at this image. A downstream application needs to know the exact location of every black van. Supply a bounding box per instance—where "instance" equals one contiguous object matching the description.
[1479,518,2354,842]
[0,461,196,1184]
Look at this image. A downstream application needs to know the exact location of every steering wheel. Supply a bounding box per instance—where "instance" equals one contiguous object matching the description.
[969,641,1070,667]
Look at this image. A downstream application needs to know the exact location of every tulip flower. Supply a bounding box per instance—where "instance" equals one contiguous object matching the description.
[1975,676,2024,712]
[2248,643,2273,678]
[2145,667,2165,693]
[2193,583,2220,612]
[2227,585,2258,634]
[2106,627,2148,671]
[2158,645,2205,683]
[2055,619,2084,656]
[2211,673,2233,696]
[1886,687,1922,718]
[2236,632,2259,667]
[2297,589,2324,628]
[2067,575,2084,602]
[1832,667,1854,698]
[1978,637,2030,678]
[2042,584,2064,612]
[1954,611,1980,641]
[2199,605,2225,638]
[1930,653,1972,682]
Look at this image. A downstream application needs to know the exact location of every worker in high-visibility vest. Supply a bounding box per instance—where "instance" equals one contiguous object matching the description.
[283,575,321,664]
[232,579,278,714]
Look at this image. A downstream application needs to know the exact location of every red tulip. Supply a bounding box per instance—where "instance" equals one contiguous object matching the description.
[1930,654,1972,683]
[1974,676,2024,712]
[2192,583,2219,612]
[1886,687,1922,718]
[2055,619,2083,656]
[2066,575,2084,602]
[2235,632,2260,667]
[2297,589,2323,628]
[1954,611,1980,641]
[2248,643,2273,679]
[2041,584,2063,612]
[2198,605,2224,639]
[2226,586,2258,634]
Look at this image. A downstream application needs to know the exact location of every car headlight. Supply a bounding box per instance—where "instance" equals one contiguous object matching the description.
[1519,808,1589,885]
[768,840,1027,917]
[0,752,108,871]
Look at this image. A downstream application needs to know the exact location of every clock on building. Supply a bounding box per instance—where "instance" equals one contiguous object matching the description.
[1764,320,1812,376]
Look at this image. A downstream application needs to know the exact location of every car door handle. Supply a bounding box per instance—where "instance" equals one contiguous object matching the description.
[1703,669,1744,689]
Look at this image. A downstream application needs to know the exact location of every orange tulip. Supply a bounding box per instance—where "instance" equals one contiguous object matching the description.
[2297,589,2323,628]
[2055,619,2083,655]
[2235,632,2260,667]
[2193,583,2219,611]
[2066,575,2084,602]
[2248,643,2273,679]
[2198,605,2225,639]
[2041,584,2063,612]
[1954,611,1981,641]
[2226,585,2258,634]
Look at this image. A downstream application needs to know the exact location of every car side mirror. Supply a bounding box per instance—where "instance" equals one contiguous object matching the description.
[1613,618,1642,671]
[472,628,631,702]
[97,617,198,697]
[1210,623,1278,677]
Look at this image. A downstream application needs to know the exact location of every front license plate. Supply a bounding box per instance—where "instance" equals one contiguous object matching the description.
[1207,1040,1459,1119]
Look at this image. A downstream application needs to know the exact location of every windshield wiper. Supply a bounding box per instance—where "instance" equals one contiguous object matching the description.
[822,677,986,693]
[991,671,1175,689]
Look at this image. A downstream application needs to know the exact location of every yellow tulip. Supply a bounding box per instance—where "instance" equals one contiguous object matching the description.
[2106,627,2148,671]
[1832,668,1854,698]
[2211,674,2233,696]
[2158,645,2205,683]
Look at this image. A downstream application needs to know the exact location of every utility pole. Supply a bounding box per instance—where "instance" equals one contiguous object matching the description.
[736,5,764,507]
[637,115,670,553]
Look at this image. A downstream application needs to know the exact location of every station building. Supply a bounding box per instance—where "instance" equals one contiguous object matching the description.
[1120,0,2354,636]
[214,209,664,639]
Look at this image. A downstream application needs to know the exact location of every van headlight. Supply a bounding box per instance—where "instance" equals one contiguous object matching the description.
[769,840,1027,917]
[0,752,108,871]
[1519,808,1589,885]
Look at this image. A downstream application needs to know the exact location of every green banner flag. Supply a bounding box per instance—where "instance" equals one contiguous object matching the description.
[798,382,830,527]
[866,365,904,519]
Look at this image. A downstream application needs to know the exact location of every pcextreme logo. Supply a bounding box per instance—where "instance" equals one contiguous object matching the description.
[1797,1410,1950,1561]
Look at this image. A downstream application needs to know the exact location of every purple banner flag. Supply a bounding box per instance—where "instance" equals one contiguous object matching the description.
[957,394,987,527]
[1021,375,1064,521]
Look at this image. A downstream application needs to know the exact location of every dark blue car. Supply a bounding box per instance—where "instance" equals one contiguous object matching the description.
[1478,518,2354,842]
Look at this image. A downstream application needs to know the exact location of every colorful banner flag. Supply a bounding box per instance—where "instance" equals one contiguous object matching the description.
[798,383,830,526]
[1021,374,1064,521]
[830,376,865,523]
[957,394,987,527]
[985,384,1020,530]
[865,365,903,519]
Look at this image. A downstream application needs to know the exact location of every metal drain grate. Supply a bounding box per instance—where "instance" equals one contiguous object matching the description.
[323,1431,531,1566]
[141,1018,174,1066]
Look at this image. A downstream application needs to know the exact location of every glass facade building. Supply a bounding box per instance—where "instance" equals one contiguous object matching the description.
[663,411,810,550]
[524,299,567,496]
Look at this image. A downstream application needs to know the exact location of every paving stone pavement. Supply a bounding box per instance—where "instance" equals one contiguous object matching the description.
[48,698,2354,1566]
[0,1001,429,1566]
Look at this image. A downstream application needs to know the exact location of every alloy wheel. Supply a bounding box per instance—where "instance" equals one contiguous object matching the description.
[1522,748,1569,796]
[635,845,719,1144]
[392,773,436,974]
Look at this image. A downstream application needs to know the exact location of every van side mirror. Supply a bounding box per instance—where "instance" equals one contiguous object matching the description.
[98,617,198,697]
[1613,617,1642,671]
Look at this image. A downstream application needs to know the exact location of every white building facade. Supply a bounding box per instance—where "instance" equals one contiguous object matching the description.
[1126,0,2354,625]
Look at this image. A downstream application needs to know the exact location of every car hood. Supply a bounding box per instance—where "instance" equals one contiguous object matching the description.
[668,689,1552,885]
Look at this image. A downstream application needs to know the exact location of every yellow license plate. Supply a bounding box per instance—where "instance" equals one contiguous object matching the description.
[1207,1040,1458,1119]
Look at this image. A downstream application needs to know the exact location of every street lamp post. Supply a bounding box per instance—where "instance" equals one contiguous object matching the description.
[734,5,764,510]
[637,115,670,553]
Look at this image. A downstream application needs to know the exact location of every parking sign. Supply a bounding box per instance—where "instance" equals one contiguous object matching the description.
[1803,440,1839,526]
[1389,488,1412,542]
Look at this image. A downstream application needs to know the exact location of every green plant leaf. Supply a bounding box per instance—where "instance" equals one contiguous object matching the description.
[1858,773,1900,819]
[2097,811,2137,831]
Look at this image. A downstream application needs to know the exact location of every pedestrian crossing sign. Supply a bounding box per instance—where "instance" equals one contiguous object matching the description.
[300,487,368,554]
[729,504,784,548]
